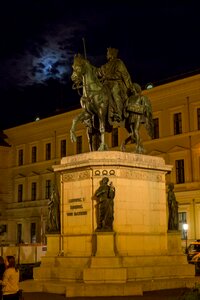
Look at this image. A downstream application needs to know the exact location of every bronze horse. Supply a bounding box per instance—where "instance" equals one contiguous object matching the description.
[71,54,112,151]
[70,54,154,153]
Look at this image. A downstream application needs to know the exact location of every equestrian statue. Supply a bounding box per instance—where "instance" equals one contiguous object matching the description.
[70,47,154,154]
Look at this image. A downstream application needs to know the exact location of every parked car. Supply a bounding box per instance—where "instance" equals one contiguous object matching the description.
[187,240,200,262]
[190,252,200,264]
[189,252,200,275]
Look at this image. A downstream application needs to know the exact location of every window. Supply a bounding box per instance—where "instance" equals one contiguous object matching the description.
[18,184,23,202]
[18,149,23,166]
[0,225,7,235]
[112,128,118,147]
[153,118,159,139]
[174,113,182,135]
[45,180,51,199]
[32,146,37,163]
[175,159,185,184]
[17,224,22,244]
[178,212,187,239]
[31,182,37,201]
[197,108,200,130]
[31,223,36,243]
[45,143,51,160]
[76,136,82,154]
[60,139,67,157]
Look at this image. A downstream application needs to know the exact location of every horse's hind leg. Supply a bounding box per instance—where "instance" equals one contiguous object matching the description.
[134,129,144,154]
[134,119,145,154]
[121,123,136,152]
[120,135,131,152]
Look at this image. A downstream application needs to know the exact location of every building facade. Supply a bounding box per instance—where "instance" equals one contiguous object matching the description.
[0,74,200,246]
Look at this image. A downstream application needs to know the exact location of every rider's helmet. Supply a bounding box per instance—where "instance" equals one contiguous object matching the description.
[107,47,118,60]
[133,82,142,94]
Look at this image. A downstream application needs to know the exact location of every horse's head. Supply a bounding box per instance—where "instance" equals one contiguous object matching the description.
[71,54,87,85]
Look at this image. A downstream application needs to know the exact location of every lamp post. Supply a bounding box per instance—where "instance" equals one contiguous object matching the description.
[183,223,188,254]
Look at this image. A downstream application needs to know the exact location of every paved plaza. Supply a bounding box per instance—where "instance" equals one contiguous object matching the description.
[23,288,192,300]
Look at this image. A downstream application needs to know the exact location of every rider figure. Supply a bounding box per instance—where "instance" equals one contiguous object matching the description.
[96,47,136,122]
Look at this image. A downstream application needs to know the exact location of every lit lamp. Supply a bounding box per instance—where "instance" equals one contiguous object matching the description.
[183,223,188,254]
[145,83,154,90]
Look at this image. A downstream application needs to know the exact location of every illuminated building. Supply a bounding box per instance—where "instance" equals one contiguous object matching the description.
[0,74,200,246]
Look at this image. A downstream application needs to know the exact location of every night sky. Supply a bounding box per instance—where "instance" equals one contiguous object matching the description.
[0,1,199,129]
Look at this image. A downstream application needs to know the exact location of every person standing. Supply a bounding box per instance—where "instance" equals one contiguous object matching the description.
[0,256,19,300]
[0,256,6,300]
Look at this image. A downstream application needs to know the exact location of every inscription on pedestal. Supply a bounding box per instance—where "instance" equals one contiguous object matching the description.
[66,197,88,216]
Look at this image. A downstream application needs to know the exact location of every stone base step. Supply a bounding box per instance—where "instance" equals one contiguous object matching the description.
[33,262,195,282]
[19,277,197,298]
[83,267,127,283]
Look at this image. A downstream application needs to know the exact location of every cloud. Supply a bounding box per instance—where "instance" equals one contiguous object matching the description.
[0,22,87,89]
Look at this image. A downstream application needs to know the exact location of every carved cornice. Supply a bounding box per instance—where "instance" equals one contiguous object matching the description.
[63,170,90,182]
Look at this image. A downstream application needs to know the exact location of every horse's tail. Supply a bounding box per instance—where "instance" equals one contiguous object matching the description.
[143,95,154,139]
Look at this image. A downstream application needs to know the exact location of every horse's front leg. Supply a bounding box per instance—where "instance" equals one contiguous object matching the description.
[86,127,93,152]
[70,113,84,142]
[98,115,108,151]
[70,119,78,142]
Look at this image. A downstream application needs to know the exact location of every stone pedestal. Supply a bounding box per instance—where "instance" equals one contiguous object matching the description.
[95,232,116,256]
[20,152,195,297]
[52,151,174,258]
[167,230,183,254]
[45,234,61,256]
[83,232,126,284]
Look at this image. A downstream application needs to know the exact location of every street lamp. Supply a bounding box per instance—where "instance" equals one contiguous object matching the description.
[183,223,188,254]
